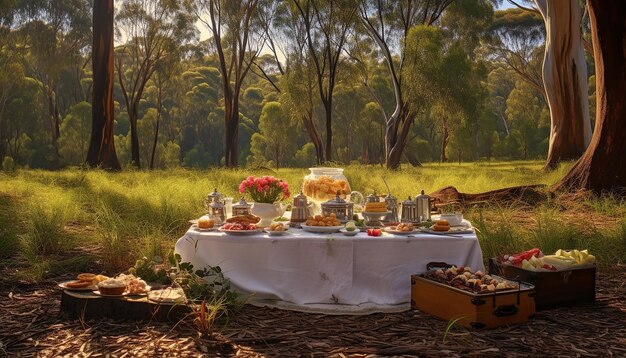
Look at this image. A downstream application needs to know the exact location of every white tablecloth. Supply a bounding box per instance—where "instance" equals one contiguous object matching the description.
[175,227,484,308]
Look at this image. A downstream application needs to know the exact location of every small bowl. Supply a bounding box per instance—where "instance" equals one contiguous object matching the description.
[438,213,463,226]
[341,230,358,237]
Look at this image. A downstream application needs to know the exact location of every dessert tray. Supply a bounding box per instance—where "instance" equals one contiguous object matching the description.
[301,225,344,233]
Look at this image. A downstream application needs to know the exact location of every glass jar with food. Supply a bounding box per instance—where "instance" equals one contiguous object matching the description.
[302,167,351,204]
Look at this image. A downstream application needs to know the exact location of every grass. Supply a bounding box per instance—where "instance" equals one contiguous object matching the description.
[0,161,625,281]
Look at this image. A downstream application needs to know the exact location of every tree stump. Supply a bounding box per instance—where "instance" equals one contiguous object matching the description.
[60,290,191,322]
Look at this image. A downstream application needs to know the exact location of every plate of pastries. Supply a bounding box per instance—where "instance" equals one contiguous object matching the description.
[420,219,474,234]
[59,273,108,291]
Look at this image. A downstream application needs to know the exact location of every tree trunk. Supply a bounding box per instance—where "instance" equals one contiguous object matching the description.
[536,0,592,170]
[552,0,626,193]
[129,114,140,168]
[324,100,332,162]
[150,76,162,170]
[440,125,449,163]
[302,113,324,165]
[224,96,239,168]
[86,0,120,170]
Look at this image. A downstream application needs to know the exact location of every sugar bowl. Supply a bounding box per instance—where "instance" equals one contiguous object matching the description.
[231,197,251,217]
[321,191,354,223]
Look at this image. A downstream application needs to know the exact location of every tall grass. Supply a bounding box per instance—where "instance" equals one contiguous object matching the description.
[1,161,625,280]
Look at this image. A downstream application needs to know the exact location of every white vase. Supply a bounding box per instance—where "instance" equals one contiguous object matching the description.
[250,202,284,227]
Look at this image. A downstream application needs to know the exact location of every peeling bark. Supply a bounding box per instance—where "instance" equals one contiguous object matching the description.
[552,0,626,193]
[535,0,592,169]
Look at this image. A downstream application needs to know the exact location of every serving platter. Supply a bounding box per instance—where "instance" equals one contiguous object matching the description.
[58,281,97,291]
[191,224,218,232]
[300,225,344,233]
[93,290,129,297]
[383,228,418,236]
[420,226,474,235]
[219,228,264,236]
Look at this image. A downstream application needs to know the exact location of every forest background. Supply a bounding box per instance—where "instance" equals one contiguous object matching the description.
[0,0,582,171]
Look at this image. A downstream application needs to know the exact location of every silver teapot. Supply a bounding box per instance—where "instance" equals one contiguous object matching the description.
[290,192,311,226]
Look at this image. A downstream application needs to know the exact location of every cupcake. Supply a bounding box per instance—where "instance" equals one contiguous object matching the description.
[98,278,126,295]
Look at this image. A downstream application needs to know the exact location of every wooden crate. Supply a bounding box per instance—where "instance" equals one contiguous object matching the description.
[489,258,596,310]
[411,275,535,329]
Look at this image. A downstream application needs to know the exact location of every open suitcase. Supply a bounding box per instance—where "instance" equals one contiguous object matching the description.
[411,263,536,329]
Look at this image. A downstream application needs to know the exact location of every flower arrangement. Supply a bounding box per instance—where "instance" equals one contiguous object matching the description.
[239,175,290,203]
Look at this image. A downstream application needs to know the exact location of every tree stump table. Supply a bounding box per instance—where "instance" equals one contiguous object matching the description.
[60,290,191,322]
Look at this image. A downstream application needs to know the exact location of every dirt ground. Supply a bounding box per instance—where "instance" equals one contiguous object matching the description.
[1,268,625,357]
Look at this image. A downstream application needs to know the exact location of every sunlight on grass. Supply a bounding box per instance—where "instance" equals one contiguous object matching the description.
[0,160,624,278]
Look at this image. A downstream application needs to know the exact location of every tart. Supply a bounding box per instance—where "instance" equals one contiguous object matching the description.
[97,278,126,295]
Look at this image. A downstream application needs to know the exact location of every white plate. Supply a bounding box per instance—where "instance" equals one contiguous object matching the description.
[93,290,129,297]
[340,229,358,237]
[384,228,417,235]
[148,288,185,304]
[420,226,474,235]
[191,224,218,232]
[300,225,344,233]
[219,228,264,236]
[58,281,97,291]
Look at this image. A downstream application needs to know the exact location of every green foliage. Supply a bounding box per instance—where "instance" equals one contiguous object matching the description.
[58,101,91,166]
[129,256,171,285]
[249,102,296,169]
[2,156,15,171]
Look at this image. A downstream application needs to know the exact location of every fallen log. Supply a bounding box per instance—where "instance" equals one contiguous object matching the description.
[429,185,549,209]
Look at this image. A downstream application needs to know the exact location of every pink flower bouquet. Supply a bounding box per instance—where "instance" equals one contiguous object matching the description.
[239,176,290,203]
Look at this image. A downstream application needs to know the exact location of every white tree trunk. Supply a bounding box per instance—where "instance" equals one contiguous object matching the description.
[535,0,592,169]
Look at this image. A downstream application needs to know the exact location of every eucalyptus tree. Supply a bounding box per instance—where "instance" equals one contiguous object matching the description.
[292,0,358,163]
[13,0,91,150]
[115,0,195,168]
[534,0,591,169]
[554,1,626,192]
[358,0,456,169]
[87,0,120,170]
[505,0,592,169]
[185,0,264,167]
[484,8,545,99]
[266,1,325,164]
[0,27,24,166]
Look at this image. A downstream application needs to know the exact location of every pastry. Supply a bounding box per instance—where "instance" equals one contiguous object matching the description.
[197,218,215,228]
[77,273,96,282]
[226,214,260,224]
[98,278,126,295]
[91,274,109,285]
[65,280,93,289]
[305,213,340,226]
[269,223,285,231]
[432,219,450,232]
[364,202,388,212]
